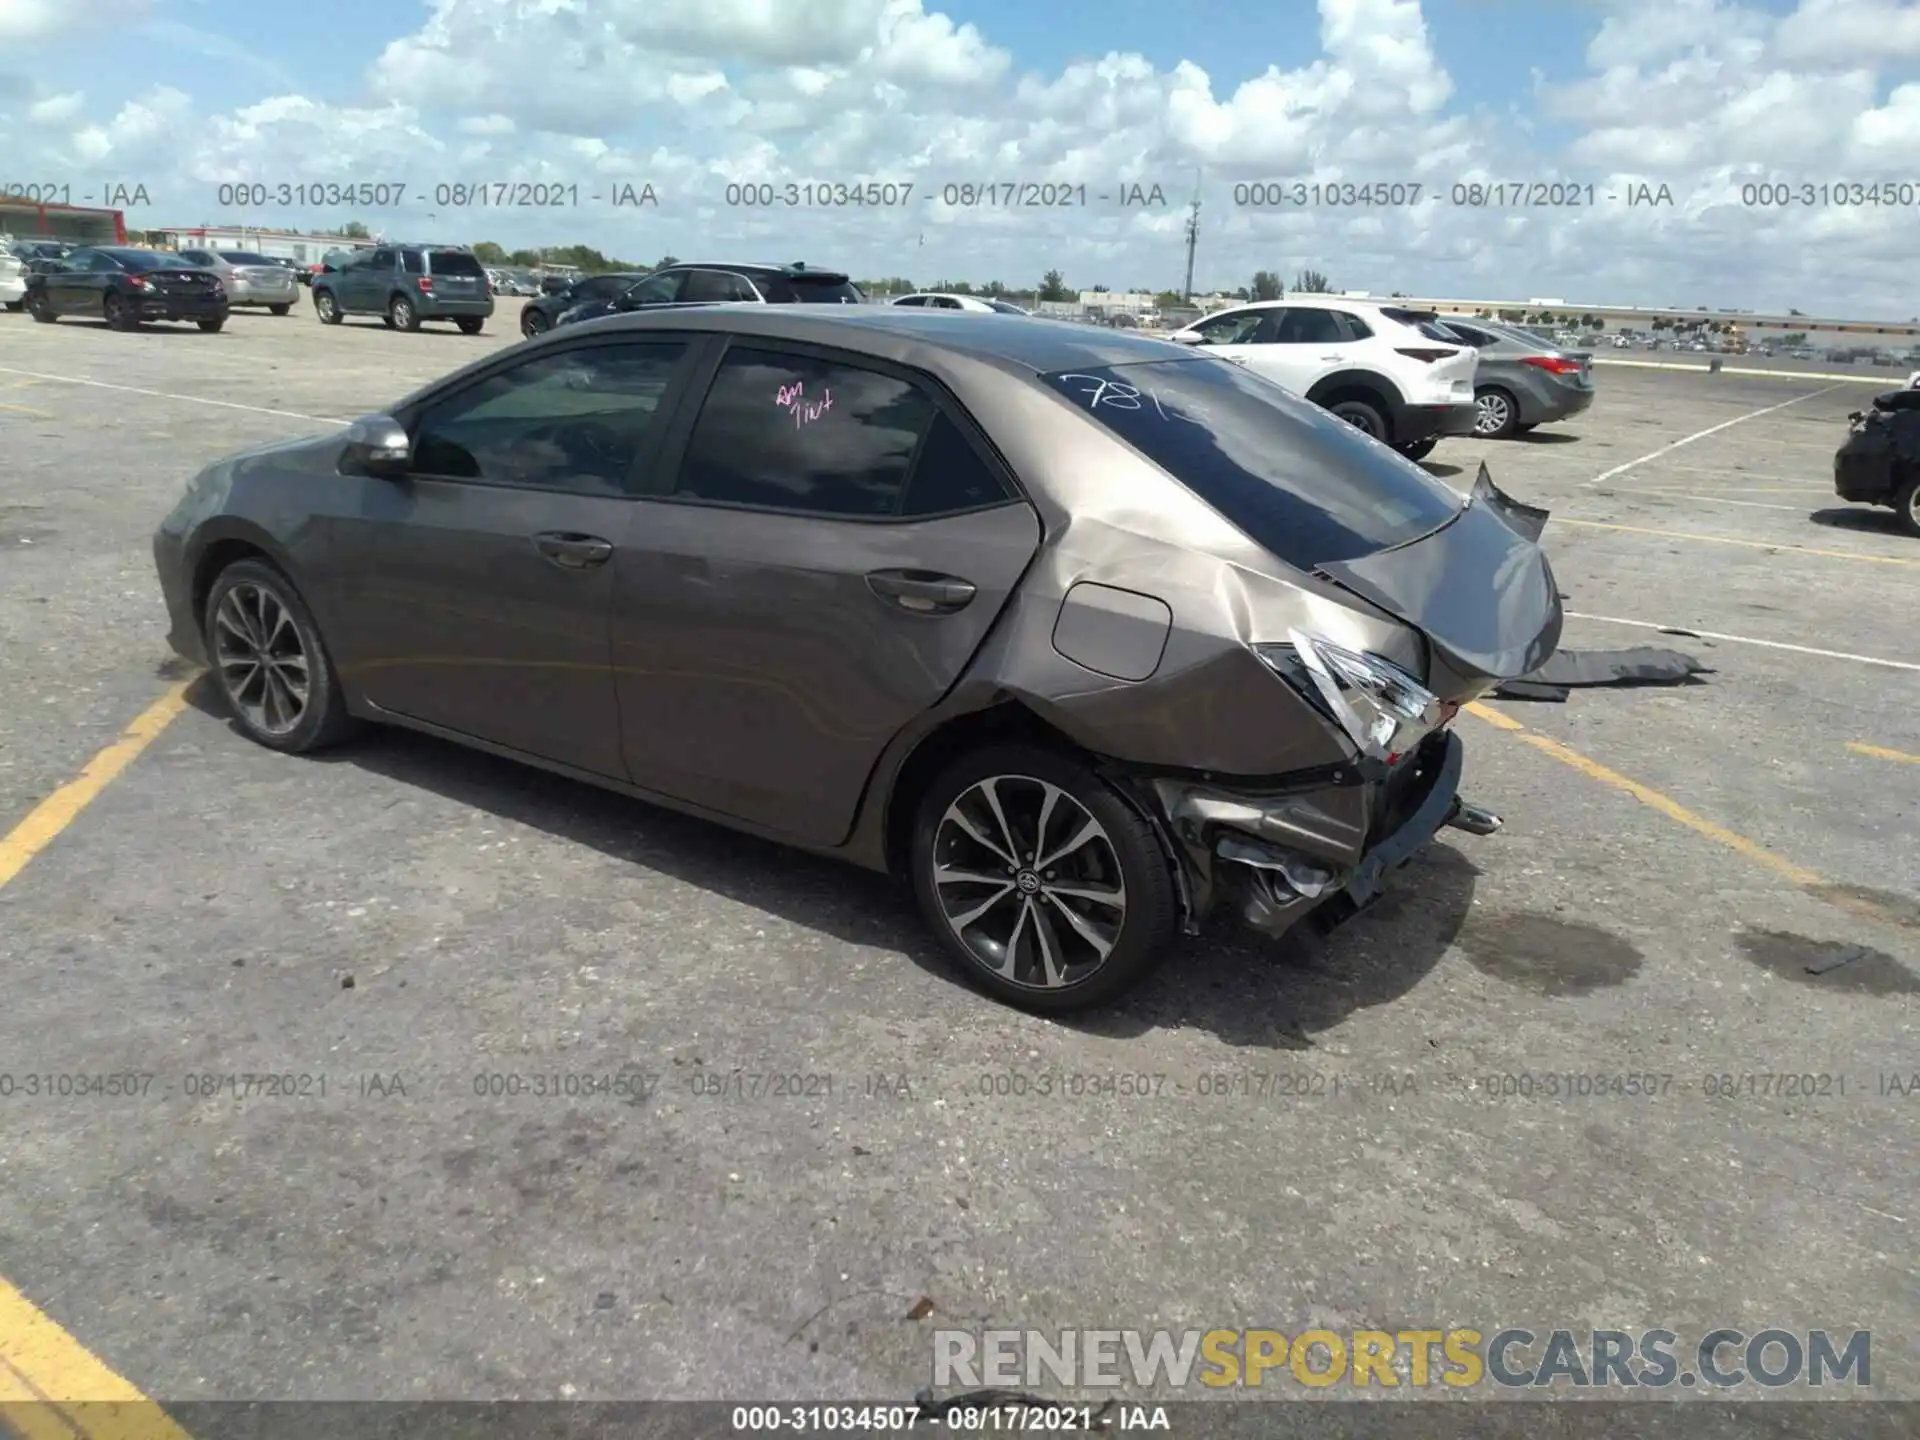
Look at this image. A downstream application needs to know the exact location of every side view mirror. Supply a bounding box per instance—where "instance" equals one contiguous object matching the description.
[342,414,411,478]
[1168,330,1204,345]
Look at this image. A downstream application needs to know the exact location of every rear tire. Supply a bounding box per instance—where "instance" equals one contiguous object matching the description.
[1474,386,1520,439]
[910,744,1178,1014]
[1895,476,1920,539]
[313,290,343,324]
[103,292,138,331]
[390,294,420,332]
[27,292,56,323]
[457,317,484,335]
[198,317,225,332]
[1327,397,1389,442]
[268,303,290,316]
[202,559,361,755]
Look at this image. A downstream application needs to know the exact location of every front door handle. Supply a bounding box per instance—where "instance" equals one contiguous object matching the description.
[865,569,976,614]
[1320,353,1345,361]
[532,531,614,569]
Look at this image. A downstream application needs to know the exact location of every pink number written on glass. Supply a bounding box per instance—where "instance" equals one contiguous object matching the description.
[775,380,834,428]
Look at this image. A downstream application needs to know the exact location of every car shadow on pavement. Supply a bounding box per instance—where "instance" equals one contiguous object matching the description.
[186,682,1474,1047]
[1807,506,1909,536]
[1510,429,1581,444]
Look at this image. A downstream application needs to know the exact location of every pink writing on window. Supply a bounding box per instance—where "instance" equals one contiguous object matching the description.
[775,380,834,429]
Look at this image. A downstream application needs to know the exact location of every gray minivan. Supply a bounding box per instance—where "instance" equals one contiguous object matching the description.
[310,244,494,333]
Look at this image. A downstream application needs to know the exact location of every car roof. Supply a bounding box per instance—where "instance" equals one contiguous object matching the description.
[665,261,848,279]
[1217,297,1421,312]
[558,305,1188,375]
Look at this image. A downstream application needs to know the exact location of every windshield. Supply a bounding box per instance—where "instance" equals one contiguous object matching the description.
[788,274,864,304]
[1042,358,1464,567]
[219,252,272,265]
[988,299,1028,314]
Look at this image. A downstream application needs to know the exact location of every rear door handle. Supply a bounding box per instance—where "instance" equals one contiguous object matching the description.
[532,531,614,569]
[865,569,976,614]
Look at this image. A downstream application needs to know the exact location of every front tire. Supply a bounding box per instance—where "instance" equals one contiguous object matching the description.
[521,307,550,338]
[910,744,1178,1014]
[203,559,360,754]
[1894,476,1920,539]
[390,294,420,331]
[313,290,343,324]
[1397,438,1438,461]
[1474,386,1520,438]
[27,292,56,323]
[3,300,21,312]
[197,316,226,332]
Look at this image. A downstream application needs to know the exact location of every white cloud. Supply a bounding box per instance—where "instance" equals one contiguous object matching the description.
[1,0,1916,316]
[0,0,150,43]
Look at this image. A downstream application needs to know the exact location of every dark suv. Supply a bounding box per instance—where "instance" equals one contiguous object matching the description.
[519,270,646,338]
[310,244,494,333]
[553,262,861,329]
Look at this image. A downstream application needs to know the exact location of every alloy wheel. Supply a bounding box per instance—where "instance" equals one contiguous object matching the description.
[211,582,311,736]
[1475,391,1513,436]
[930,775,1127,990]
[1331,402,1383,439]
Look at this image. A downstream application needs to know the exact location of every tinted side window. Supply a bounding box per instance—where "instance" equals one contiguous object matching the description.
[370,249,396,271]
[894,295,926,307]
[579,275,629,301]
[675,348,936,517]
[402,251,424,274]
[1333,311,1373,341]
[89,252,122,272]
[624,272,684,305]
[1273,309,1344,344]
[681,269,755,303]
[409,342,688,495]
[900,413,1016,517]
[1194,309,1263,344]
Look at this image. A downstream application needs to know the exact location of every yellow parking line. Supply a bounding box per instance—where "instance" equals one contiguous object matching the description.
[1554,518,1916,565]
[1464,704,1909,934]
[0,1278,191,1438]
[1848,742,1920,765]
[0,404,51,419]
[1465,702,1822,886]
[0,682,192,891]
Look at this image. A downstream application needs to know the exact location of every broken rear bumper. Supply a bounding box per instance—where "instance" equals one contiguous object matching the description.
[1135,729,1473,940]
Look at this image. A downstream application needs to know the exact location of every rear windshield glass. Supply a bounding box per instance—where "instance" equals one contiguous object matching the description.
[1041,358,1463,567]
[787,274,864,303]
[1380,307,1460,343]
[110,250,184,271]
[219,253,271,265]
[426,250,485,276]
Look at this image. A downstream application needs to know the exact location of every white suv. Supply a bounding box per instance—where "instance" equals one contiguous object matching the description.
[1169,298,1479,458]
[892,291,1030,314]
[0,240,29,310]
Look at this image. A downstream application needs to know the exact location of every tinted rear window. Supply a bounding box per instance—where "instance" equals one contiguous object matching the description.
[426,250,485,276]
[110,250,182,271]
[786,274,863,303]
[1380,307,1460,343]
[1042,358,1463,567]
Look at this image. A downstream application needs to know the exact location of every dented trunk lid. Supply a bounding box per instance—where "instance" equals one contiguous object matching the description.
[1315,465,1563,696]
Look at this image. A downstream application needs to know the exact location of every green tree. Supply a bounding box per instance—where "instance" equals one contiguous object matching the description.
[653,255,679,271]
[507,249,541,267]
[1293,268,1332,293]
[341,220,370,239]
[1038,269,1070,302]
[471,241,509,264]
[1155,290,1184,307]
[1251,270,1283,301]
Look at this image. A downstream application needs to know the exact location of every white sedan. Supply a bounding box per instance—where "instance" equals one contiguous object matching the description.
[891,292,1029,314]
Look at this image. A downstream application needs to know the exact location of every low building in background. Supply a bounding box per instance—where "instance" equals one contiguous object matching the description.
[0,200,125,245]
[151,226,377,265]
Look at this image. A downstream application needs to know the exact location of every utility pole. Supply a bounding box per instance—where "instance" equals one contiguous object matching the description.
[1182,169,1201,301]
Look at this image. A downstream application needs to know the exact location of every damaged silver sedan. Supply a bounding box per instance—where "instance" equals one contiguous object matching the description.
[152,307,1561,1013]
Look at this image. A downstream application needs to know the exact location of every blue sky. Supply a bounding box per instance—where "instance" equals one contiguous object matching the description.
[4,0,1918,314]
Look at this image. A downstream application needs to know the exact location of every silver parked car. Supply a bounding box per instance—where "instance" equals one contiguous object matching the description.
[1435,319,1595,438]
[174,249,302,314]
[152,309,1559,1013]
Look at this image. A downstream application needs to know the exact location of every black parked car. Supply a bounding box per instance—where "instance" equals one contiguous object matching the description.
[310,243,494,333]
[25,246,229,331]
[1834,387,1920,536]
[520,271,646,338]
[553,262,862,329]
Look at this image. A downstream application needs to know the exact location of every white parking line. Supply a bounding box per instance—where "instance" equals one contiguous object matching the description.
[0,366,349,425]
[1592,359,1887,384]
[1584,383,1847,487]
[1563,612,1920,672]
[1592,490,1810,512]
